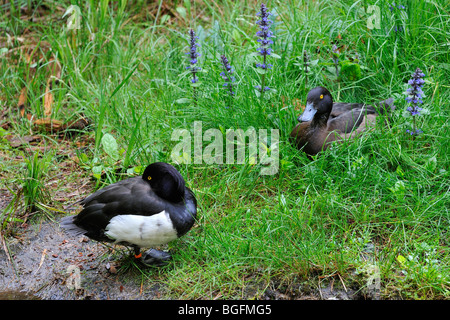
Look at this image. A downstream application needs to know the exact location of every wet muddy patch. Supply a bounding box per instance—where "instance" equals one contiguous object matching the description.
[0,220,167,300]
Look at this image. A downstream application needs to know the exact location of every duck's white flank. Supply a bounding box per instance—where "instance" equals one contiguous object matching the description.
[105,211,178,247]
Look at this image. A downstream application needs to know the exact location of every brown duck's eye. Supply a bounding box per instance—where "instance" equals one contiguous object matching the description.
[320,94,324,99]
[147,176,152,180]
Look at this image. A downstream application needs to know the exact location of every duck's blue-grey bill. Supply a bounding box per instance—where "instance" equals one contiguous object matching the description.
[298,102,316,122]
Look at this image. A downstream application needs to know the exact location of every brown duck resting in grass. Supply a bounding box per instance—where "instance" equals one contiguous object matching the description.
[290,87,395,156]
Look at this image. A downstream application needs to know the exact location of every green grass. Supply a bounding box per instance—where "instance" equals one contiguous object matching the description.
[1,0,449,299]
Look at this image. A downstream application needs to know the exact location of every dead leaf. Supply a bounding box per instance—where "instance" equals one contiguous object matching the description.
[18,87,27,117]
[34,118,63,132]
[65,117,89,131]
[107,263,118,274]
[32,117,89,134]
[5,134,41,148]
[43,58,61,117]
[43,81,54,117]
[0,230,12,267]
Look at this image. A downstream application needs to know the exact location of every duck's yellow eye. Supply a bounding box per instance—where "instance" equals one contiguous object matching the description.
[320,94,324,99]
[147,176,152,181]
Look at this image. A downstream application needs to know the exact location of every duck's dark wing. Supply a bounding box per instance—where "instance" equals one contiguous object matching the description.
[328,106,373,133]
[327,97,395,134]
[80,177,141,207]
[62,177,167,241]
[330,97,394,118]
[329,102,365,118]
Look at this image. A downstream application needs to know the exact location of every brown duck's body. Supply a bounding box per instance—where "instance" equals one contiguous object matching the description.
[290,87,394,156]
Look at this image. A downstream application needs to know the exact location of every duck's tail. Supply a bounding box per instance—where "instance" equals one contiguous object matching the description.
[60,216,87,237]
[375,97,395,115]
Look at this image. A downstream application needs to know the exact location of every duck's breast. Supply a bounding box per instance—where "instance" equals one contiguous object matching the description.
[105,211,178,247]
[290,122,310,149]
[166,188,197,237]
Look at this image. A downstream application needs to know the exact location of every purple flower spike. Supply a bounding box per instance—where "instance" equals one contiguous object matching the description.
[187,29,201,84]
[405,67,425,136]
[406,68,425,117]
[220,55,236,98]
[186,29,201,106]
[255,3,274,94]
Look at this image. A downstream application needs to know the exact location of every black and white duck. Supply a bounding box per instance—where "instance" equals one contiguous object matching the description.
[60,162,197,266]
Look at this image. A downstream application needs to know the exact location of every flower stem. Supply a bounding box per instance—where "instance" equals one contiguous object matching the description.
[193,87,197,108]
[260,55,267,100]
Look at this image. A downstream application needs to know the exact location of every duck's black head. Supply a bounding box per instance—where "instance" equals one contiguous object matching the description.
[142,162,186,203]
[298,87,333,122]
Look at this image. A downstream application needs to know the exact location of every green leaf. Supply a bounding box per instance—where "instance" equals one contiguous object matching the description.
[183,0,191,16]
[232,29,242,44]
[190,81,202,88]
[176,6,187,20]
[175,98,191,104]
[7,217,24,223]
[395,166,404,177]
[388,181,406,201]
[92,165,103,180]
[78,152,89,164]
[339,61,362,81]
[255,67,268,75]
[127,166,142,175]
[424,155,437,172]
[160,14,170,25]
[101,133,119,161]
[396,255,407,266]
[270,53,281,59]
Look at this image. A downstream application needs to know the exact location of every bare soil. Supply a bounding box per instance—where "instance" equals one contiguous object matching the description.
[0,219,167,300]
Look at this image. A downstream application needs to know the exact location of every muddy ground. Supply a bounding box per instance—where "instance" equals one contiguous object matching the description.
[0,219,169,300]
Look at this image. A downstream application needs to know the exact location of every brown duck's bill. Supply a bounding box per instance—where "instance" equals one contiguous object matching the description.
[298,102,317,122]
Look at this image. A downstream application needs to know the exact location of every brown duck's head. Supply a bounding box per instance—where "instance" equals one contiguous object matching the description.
[298,87,334,122]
